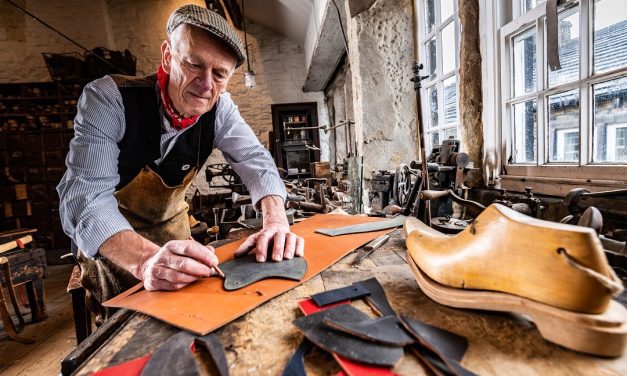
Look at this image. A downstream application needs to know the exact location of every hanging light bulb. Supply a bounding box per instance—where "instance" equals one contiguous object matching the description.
[242,0,256,88]
[244,70,256,88]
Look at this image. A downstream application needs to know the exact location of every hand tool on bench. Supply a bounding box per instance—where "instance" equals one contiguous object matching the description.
[350,234,391,266]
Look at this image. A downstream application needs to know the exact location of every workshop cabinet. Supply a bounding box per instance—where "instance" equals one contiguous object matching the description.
[270,102,321,178]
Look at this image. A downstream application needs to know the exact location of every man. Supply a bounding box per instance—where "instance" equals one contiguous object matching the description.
[57,4,304,323]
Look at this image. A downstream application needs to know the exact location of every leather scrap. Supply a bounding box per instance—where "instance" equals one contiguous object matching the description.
[141,331,197,376]
[281,339,313,376]
[104,215,396,335]
[323,315,414,346]
[400,315,468,362]
[91,354,152,376]
[193,333,230,376]
[401,316,475,376]
[293,304,404,367]
[356,278,397,317]
[311,283,371,307]
[316,215,406,236]
[410,346,475,376]
[219,255,307,290]
[93,332,229,376]
[298,299,396,376]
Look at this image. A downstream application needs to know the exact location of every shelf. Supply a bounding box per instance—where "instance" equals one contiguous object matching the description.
[0,80,84,241]
[0,113,76,117]
[0,96,77,100]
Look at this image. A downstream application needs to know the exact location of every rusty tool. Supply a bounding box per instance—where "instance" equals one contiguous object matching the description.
[350,234,391,266]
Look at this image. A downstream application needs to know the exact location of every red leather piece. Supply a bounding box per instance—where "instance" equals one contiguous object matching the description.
[91,354,152,376]
[298,299,398,376]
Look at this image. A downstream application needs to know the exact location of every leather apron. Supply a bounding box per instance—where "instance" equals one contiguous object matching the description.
[77,74,215,325]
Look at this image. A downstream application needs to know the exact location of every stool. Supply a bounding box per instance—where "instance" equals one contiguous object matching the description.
[0,247,47,343]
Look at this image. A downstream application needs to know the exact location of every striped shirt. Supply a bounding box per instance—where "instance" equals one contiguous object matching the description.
[57,75,286,258]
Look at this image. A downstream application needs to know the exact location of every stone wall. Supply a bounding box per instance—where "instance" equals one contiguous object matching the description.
[0,0,111,82]
[458,0,484,187]
[346,0,418,181]
[105,0,205,77]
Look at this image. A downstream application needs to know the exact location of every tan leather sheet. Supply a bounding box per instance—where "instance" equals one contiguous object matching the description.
[104,214,395,335]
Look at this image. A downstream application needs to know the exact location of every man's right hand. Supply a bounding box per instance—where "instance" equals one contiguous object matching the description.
[139,239,219,291]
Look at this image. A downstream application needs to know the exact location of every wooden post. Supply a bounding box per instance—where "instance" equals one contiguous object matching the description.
[458,0,484,187]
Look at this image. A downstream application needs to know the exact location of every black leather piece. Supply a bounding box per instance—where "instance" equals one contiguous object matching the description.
[311,284,371,307]
[355,278,397,316]
[411,345,476,376]
[141,331,198,376]
[219,255,308,291]
[281,339,313,376]
[194,333,230,376]
[322,315,415,346]
[402,316,475,376]
[400,315,468,362]
[293,305,404,367]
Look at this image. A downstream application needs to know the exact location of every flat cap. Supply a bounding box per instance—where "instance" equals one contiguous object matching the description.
[167,4,246,67]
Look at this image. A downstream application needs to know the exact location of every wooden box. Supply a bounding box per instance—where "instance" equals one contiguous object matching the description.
[310,162,331,185]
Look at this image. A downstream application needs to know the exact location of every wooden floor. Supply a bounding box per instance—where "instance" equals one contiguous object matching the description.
[0,264,77,376]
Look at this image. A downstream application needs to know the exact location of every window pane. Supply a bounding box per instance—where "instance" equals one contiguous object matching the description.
[442,22,456,75]
[513,100,538,163]
[523,0,545,14]
[443,76,457,124]
[513,29,537,97]
[426,0,436,34]
[427,85,439,129]
[594,0,627,74]
[548,90,580,162]
[426,38,437,80]
[441,0,455,21]
[442,127,457,141]
[593,77,627,162]
[427,131,439,155]
[548,8,580,87]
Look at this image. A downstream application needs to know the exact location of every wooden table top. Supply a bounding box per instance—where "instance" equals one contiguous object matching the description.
[73,230,627,376]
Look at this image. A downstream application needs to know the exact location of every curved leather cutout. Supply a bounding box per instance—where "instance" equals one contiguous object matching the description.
[220,255,308,291]
[293,304,404,367]
[323,315,415,346]
[141,331,197,376]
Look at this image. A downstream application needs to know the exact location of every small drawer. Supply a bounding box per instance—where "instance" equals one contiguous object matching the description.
[28,184,47,200]
[45,150,66,166]
[25,167,45,183]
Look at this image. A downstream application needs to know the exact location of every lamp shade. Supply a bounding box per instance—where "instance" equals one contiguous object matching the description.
[244,70,256,88]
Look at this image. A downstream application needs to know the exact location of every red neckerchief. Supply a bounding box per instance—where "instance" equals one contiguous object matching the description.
[157,65,199,129]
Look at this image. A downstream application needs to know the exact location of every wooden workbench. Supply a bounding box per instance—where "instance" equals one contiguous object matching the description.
[68,230,627,375]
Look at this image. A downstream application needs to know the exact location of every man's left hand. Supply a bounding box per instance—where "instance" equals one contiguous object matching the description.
[234,195,304,262]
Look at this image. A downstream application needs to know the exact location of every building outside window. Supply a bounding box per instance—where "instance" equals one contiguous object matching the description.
[418,0,460,155]
[500,0,627,178]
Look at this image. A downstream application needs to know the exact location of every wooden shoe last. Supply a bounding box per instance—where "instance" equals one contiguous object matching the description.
[404,204,627,356]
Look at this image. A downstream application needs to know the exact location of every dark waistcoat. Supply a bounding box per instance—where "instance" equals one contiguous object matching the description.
[109,74,216,189]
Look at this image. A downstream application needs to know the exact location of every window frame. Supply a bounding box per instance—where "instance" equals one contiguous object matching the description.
[417,0,461,155]
[498,0,627,190]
